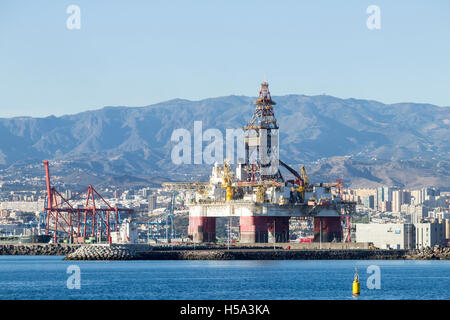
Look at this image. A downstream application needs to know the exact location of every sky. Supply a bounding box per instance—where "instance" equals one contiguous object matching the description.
[0,0,449,118]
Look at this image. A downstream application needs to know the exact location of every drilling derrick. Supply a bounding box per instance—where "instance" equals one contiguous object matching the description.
[244,81,281,182]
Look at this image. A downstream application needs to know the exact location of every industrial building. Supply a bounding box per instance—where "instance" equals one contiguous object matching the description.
[355,222,446,249]
[355,223,415,249]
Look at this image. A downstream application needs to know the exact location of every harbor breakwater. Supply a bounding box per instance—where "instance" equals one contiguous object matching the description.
[0,244,82,255]
[64,245,411,261]
[134,249,409,261]
[2,243,450,260]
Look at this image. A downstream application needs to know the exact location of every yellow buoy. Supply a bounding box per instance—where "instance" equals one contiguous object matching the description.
[353,268,360,295]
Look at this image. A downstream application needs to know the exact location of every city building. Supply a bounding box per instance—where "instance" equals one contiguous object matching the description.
[411,205,429,224]
[355,223,415,249]
[0,200,44,212]
[392,190,402,213]
[352,188,376,205]
[445,219,450,240]
[414,222,445,248]
[410,187,437,205]
[142,188,150,197]
[148,194,157,212]
[113,190,122,199]
[363,195,374,209]
[355,222,446,249]
[376,186,393,211]
[64,190,72,200]
[380,200,392,213]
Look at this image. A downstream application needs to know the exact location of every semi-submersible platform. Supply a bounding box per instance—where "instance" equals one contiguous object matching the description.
[164,81,356,244]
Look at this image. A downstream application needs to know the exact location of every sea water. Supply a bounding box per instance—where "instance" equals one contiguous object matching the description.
[0,256,449,300]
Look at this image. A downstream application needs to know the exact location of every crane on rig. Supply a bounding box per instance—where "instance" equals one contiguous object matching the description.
[300,166,309,187]
[297,165,310,202]
[221,161,234,201]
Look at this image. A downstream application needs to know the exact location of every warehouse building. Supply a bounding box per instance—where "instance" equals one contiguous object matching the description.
[355,223,415,249]
[355,222,446,249]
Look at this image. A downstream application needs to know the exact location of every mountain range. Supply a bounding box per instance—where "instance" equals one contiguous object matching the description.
[0,94,449,189]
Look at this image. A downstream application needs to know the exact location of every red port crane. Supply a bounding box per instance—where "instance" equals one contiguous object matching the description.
[42,160,133,244]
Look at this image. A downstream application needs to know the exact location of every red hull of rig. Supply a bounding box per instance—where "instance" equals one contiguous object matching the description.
[188,217,216,243]
[43,160,133,244]
[313,217,343,242]
[239,216,290,243]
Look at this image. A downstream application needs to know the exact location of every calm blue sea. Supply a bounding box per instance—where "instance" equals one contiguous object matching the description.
[0,256,449,300]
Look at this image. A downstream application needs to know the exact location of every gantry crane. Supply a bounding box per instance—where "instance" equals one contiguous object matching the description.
[42,160,133,244]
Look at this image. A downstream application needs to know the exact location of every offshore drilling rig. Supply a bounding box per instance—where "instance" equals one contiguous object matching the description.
[164,81,355,243]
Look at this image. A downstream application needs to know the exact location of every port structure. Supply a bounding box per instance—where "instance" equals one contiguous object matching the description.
[164,80,356,244]
[138,193,176,242]
[42,160,133,244]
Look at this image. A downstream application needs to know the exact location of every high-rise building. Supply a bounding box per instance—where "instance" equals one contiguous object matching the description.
[148,194,157,212]
[142,188,149,198]
[402,191,411,206]
[363,195,375,209]
[376,187,383,210]
[65,190,72,200]
[411,205,429,224]
[114,190,122,199]
[445,219,450,240]
[352,188,376,205]
[392,190,403,213]
[383,187,393,203]
[380,200,392,213]
[376,186,393,211]
[411,190,423,205]
[422,187,439,202]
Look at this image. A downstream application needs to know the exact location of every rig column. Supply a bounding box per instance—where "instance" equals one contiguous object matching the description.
[269,217,290,243]
[313,217,342,243]
[240,216,268,243]
[188,217,216,243]
[239,216,290,243]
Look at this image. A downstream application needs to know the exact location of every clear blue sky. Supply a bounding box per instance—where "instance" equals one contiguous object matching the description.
[0,0,449,117]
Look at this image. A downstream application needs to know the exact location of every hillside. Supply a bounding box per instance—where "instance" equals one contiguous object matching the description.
[0,94,448,188]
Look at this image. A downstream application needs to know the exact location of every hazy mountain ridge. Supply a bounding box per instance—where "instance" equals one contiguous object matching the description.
[0,94,449,188]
